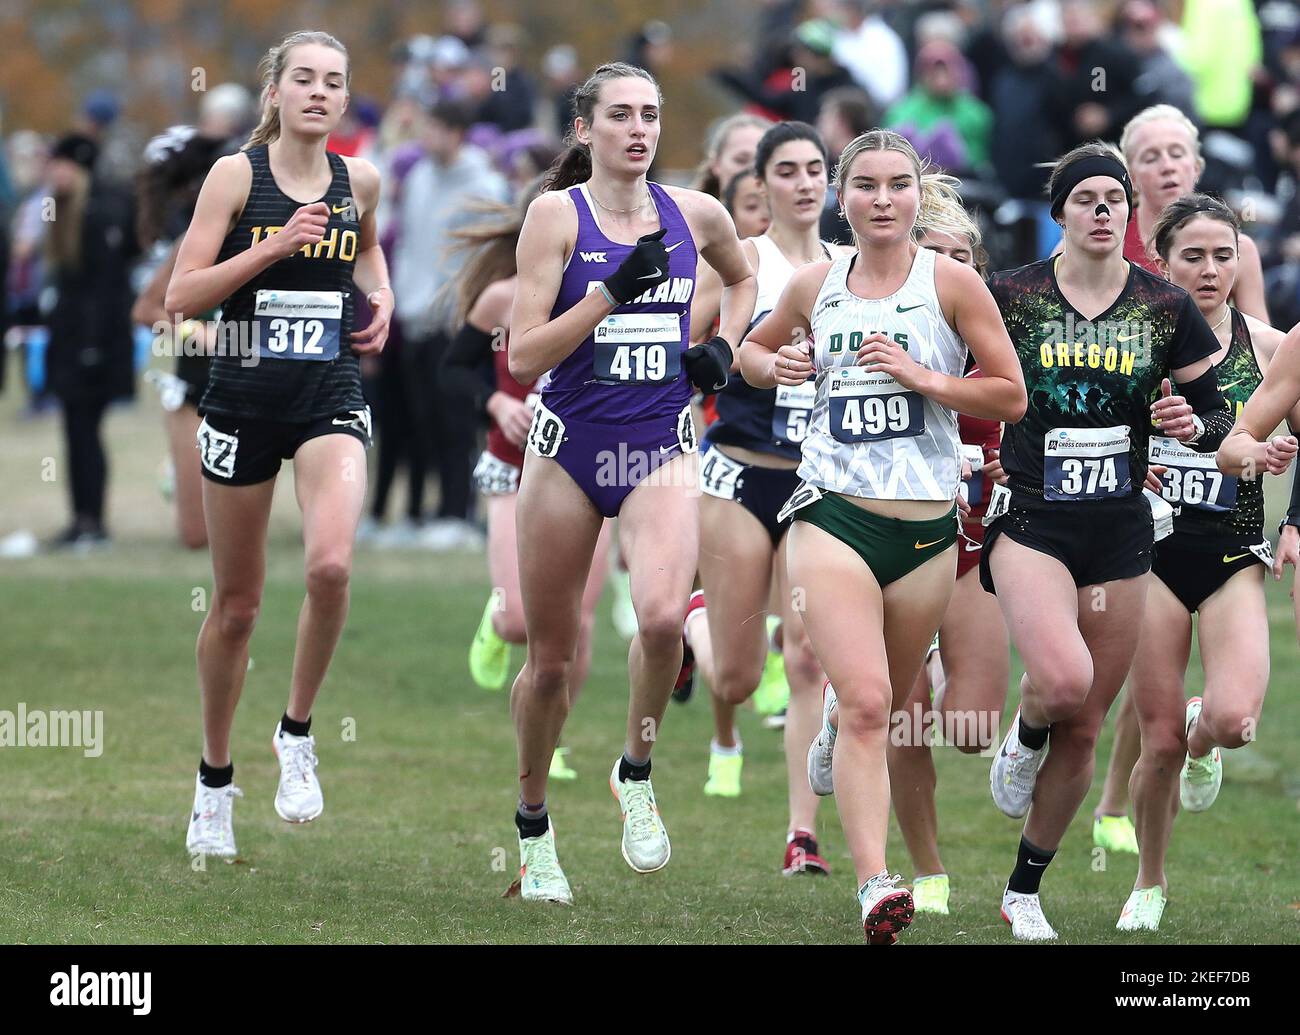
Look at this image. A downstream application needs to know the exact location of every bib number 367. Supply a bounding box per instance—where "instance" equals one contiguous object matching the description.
[1043,426,1131,502]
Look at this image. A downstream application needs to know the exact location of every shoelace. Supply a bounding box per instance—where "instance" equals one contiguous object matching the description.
[280,737,319,789]
[524,838,564,888]
[1012,897,1053,936]
[1185,751,1217,784]
[621,780,662,841]
[198,785,243,844]
[861,872,905,905]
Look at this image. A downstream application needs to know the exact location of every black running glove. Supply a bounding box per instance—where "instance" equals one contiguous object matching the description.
[683,335,733,393]
[602,227,670,304]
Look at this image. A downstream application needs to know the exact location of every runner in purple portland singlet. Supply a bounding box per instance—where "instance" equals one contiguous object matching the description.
[504,62,756,905]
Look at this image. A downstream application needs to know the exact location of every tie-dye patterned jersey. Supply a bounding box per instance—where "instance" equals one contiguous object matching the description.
[988,258,1219,500]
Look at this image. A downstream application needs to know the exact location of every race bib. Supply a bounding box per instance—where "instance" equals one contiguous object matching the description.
[593,313,681,384]
[676,404,698,454]
[699,446,745,501]
[982,482,1012,526]
[526,400,566,459]
[1149,436,1238,513]
[1043,426,1131,502]
[960,443,986,508]
[197,419,237,479]
[772,381,816,445]
[1249,540,1274,566]
[1143,487,1175,541]
[777,481,825,524]
[473,451,521,496]
[254,289,343,361]
[828,368,924,444]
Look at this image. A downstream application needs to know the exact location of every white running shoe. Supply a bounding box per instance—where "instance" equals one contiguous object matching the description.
[517,823,573,905]
[1116,886,1167,932]
[185,775,243,858]
[860,872,915,944]
[1000,888,1058,941]
[609,758,671,873]
[272,724,323,823]
[807,680,837,797]
[990,709,1048,818]
[1180,697,1222,812]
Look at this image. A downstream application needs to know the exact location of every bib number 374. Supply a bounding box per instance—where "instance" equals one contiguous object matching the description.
[1043,426,1131,502]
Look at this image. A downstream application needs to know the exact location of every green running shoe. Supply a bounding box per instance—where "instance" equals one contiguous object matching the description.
[468,594,510,691]
[1116,885,1166,931]
[611,567,638,640]
[1180,697,1222,812]
[753,615,790,717]
[1093,813,1139,854]
[913,873,950,915]
[703,745,743,797]
[549,746,577,781]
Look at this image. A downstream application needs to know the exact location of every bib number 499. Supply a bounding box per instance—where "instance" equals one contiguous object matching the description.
[832,392,921,442]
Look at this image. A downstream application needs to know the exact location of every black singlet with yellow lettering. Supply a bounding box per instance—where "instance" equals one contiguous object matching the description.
[199,144,363,422]
[989,258,1219,499]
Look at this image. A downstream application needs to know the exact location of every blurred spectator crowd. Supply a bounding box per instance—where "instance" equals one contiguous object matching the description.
[4,0,1300,549]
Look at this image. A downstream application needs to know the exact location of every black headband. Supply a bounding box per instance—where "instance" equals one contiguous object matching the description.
[1050,154,1132,219]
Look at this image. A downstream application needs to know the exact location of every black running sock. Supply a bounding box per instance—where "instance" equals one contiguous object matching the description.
[199,758,234,788]
[1017,714,1049,751]
[1007,836,1056,895]
[619,754,652,782]
[515,802,549,839]
[280,712,311,737]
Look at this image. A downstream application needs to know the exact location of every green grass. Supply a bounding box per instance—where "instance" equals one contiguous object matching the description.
[1,380,1298,944]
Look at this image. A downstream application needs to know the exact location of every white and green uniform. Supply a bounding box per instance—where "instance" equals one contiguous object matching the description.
[798,246,967,500]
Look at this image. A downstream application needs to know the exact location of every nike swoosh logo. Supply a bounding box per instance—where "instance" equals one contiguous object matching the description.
[896,303,925,313]
[331,203,350,214]
[1116,332,1142,343]
[964,541,982,552]
[659,445,675,453]
[1223,552,1250,563]
[1218,379,1242,392]
[638,267,662,280]
[914,538,945,550]
[664,241,684,253]
[1027,860,1048,867]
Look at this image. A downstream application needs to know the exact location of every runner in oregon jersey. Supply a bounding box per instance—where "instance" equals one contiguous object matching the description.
[1119,194,1298,932]
[740,130,1026,943]
[979,144,1233,943]
[685,121,844,874]
[166,32,392,861]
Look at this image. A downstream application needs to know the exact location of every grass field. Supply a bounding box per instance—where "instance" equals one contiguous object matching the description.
[1,370,1298,945]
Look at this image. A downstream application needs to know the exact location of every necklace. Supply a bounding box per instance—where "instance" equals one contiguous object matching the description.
[1208,305,1231,335]
[589,186,650,214]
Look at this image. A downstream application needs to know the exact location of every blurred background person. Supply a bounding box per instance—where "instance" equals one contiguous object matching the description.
[387,97,507,551]
[43,132,139,550]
